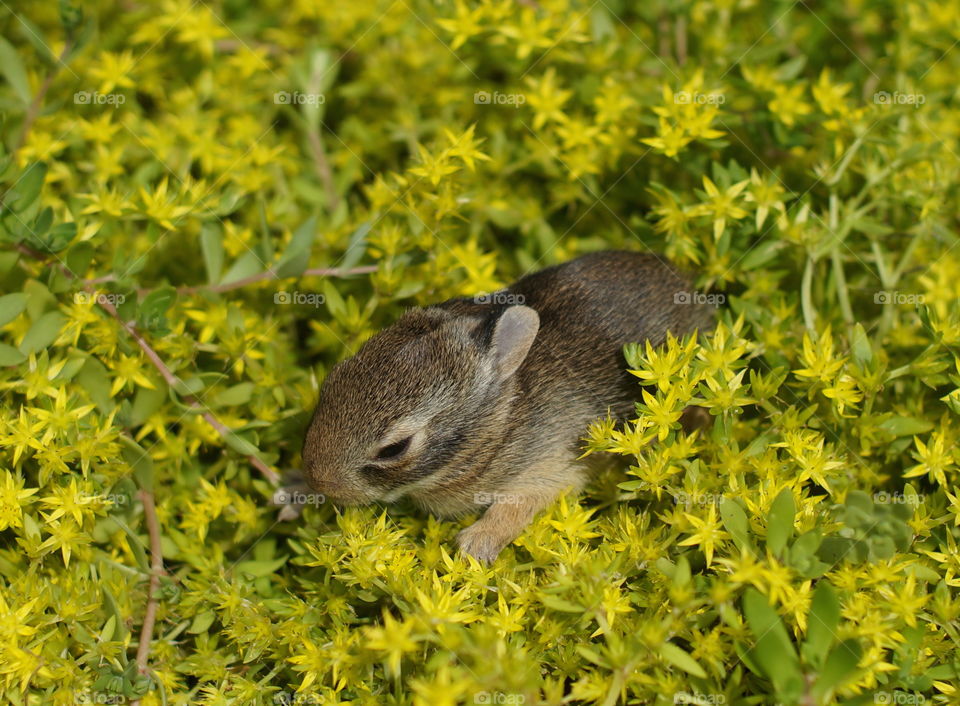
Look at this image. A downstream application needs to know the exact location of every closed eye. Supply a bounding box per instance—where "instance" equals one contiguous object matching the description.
[375,435,412,460]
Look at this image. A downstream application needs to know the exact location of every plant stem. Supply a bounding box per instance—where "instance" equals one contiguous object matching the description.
[802,256,817,334]
[831,248,854,326]
[14,40,73,155]
[130,488,164,705]
[173,264,377,295]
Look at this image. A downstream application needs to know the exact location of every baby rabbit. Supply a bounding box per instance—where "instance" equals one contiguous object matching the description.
[301,250,714,562]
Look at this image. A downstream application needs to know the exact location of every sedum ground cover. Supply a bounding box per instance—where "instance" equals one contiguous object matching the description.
[1,0,960,704]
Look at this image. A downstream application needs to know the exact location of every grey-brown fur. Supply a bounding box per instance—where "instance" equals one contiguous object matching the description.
[301,250,715,561]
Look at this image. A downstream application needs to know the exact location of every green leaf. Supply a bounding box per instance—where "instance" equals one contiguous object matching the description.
[589,4,616,41]
[171,375,206,397]
[45,221,78,252]
[0,252,20,278]
[33,206,53,238]
[188,610,217,634]
[673,555,691,588]
[739,239,783,271]
[130,385,167,428]
[101,584,130,642]
[803,581,841,667]
[120,436,154,492]
[323,278,346,319]
[66,241,95,277]
[0,343,26,366]
[18,310,65,354]
[107,516,150,573]
[138,286,177,329]
[53,354,87,381]
[99,615,117,643]
[10,162,48,213]
[719,496,754,555]
[812,639,862,702]
[24,278,57,319]
[0,292,27,327]
[274,215,317,279]
[16,16,56,65]
[221,251,263,285]
[337,221,370,273]
[540,595,584,613]
[77,355,114,412]
[234,555,288,578]
[850,323,875,369]
[660,641,707,678]
[742,588,802,698]
[222,429,262,458]
[766,488,795,556]
[878,416,933,437]
[211,382,254,407]
[0,37,32,105]
[776,54,807,81]
[201,223,224,284]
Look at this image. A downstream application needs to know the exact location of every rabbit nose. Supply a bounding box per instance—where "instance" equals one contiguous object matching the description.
[304,467,364,504]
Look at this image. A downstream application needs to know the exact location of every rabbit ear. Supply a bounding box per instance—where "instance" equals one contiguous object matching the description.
[489,305,539,380]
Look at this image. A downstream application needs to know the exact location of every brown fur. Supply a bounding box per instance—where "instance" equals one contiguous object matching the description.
[301,251,715,561]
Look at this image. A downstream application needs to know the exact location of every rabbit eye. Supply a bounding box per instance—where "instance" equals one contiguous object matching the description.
[375,436,412,460]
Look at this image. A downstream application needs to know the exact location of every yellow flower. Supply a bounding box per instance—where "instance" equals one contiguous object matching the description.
[40,477,96,525]
[678,504,730,567]
[695,176,750,241]
[793,326,845,384]
[443,124,491,172]
[744,168,787,230]
[38,517,89,566]
[437,1,487,50]
[364,609,419,676]
[822,374,863,416]
[0,408,46,466]
[769,83,813,127]
[409,143,461,186]
[0,470,38,531]
[904,430,956,486]
[79,186,130,219]
[641,116,694,158]
[107,353,157,396]
[525,68,572,130]
[88,50,137,94]
[138,177,192,230]
[812,69,852,117]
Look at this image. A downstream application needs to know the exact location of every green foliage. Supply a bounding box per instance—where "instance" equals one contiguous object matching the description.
[1,0,960,705]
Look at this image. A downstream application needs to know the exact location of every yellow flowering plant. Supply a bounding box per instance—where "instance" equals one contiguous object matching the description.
[1,0,959,704]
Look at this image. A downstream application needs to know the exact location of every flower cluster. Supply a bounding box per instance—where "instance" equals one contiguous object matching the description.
[0,0,959,704]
